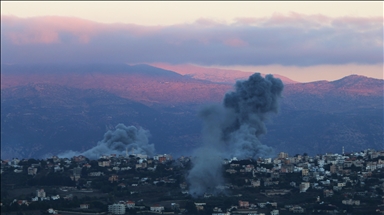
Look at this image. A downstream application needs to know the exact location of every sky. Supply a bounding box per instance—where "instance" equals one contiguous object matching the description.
[1,1,383,82]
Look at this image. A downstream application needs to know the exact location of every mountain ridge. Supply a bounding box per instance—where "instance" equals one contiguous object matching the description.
[1,64,382,159]
[2,64,382,106]
[149,62,298,84]
[285,74,383,96]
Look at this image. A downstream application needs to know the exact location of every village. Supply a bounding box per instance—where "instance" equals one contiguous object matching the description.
[1,149,384,215]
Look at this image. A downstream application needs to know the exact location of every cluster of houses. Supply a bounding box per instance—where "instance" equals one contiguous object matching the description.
[9,189,61,209]
[87,149,383,214]
[103,198,302,215]
[1,149,384,214]
[107,201,165,214]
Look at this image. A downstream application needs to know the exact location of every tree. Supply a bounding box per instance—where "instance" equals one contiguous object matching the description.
[81,167,88,177]
[185,201,197,214]
[376,187,383,195]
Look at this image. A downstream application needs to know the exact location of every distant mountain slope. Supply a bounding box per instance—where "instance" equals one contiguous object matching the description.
[149,63,298,84]
[4,64,380,110]
[1,63,230,106]
[1,84,201,159]
[285,75,382,96]
[1,64,382,158]
[262,108,383,156]
[283,75,383,112]
[1,84,155,158]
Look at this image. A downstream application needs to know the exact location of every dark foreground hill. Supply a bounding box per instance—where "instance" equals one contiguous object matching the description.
[1,64,383,159]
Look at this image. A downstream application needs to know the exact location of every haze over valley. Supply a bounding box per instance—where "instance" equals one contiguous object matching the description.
[1,64,382,159]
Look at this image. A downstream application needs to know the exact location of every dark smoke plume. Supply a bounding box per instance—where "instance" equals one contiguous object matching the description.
[58,123,154,159]
[187,73,284,197]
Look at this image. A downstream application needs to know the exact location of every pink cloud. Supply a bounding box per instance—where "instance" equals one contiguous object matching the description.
[2,16,100,44]
[1,15,164,45]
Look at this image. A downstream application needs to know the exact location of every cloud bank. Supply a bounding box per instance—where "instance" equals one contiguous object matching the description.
[1,14,382,66]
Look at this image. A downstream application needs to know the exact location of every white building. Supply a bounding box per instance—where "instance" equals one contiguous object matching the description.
[28,167,38,175]
[47,208,58,214]
[51,195,60,200]
[342,199,360,206]
[271,209,279,215]
[36,189,46,198]
[126,201,135,209]
[299,182,310,193]
[108,203,126,214]
[150,205,165,212]
[80,204,89,209]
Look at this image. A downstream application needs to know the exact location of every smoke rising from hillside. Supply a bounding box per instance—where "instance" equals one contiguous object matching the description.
[58,123,154,159]
[187,73,284,197]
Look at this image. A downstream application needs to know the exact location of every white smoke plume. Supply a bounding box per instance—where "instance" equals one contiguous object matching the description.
[58,123,154,160]
[187,73,284,197]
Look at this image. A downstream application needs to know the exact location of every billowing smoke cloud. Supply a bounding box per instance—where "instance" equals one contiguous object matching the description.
[187,73,284,197]
[58,123,154,159]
